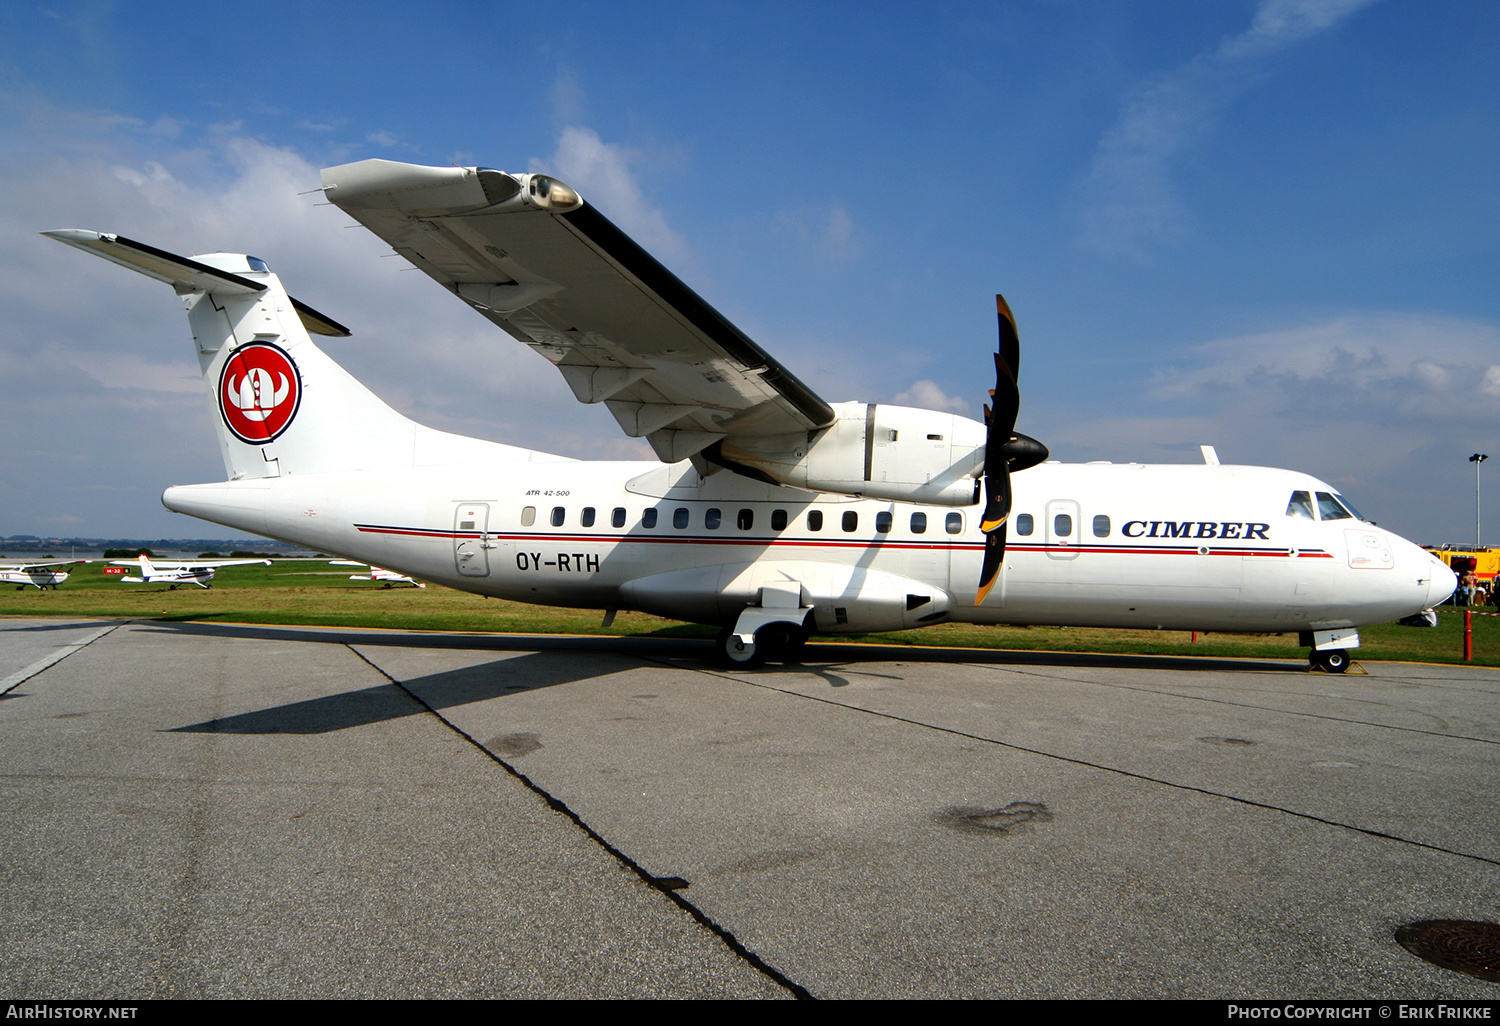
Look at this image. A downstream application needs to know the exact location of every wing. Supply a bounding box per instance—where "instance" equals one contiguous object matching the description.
[113,559,271,569]
[321,160,835,465]
[1,560,89,570]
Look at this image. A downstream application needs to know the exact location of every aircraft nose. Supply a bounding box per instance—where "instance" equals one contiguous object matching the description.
[1427,556,1458,608]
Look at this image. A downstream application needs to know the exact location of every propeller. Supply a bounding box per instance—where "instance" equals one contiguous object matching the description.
[976,295,1048,604]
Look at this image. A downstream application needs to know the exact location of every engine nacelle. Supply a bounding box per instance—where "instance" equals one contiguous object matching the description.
[710,401,986,506]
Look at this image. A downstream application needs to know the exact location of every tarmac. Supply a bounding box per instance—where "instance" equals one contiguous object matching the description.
[1,617,1497,999]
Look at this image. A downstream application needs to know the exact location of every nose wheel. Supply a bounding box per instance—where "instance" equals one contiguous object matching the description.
[1309,648,1351,673]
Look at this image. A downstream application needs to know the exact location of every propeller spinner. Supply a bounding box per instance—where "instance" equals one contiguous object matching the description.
[976,296,1048,604]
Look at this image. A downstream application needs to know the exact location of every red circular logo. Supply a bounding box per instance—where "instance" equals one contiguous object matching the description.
[219,341,301,444]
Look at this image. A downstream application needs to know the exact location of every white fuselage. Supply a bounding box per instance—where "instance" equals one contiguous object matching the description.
[1,569,71,589]
[123,568,216,587]
[163,457,1453,635]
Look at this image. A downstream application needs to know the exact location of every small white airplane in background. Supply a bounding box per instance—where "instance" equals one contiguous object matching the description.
[107,553,271,589]
[45,157,1456,671]
[329,560,426,588]
[1,559,91,590]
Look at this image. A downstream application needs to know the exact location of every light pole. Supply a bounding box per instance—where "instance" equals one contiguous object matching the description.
[1471,453,1488,550]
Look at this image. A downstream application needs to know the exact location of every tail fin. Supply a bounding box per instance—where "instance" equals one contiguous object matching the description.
[43,230,552,480]
[137,554,155,575]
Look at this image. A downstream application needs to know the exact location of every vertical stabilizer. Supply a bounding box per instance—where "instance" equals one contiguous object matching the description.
[43,230,553,481]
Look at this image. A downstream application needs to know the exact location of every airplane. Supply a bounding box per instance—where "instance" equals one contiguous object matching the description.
[43,157,1456,672]
[1,559,91,590]
[106,553,271,589]
[329,560,426,588]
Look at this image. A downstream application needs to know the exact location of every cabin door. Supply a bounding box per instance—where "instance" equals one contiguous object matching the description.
[454,502,491,577]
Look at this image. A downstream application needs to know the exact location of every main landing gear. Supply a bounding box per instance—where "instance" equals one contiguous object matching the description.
[717,623,809,668]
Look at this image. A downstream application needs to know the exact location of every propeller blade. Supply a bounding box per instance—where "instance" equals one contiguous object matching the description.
[976,524,1007,605]
[975,293,1047,605]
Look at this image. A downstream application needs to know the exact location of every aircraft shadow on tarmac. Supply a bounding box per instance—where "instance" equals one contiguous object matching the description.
[4,621,118,634]
[149,620,1302,736]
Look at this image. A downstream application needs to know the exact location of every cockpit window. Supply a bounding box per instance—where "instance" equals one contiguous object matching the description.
[246,256,269,272]
[1315,492,1354,521]
[1334,493,1365,521]
[1286,491,1315,519]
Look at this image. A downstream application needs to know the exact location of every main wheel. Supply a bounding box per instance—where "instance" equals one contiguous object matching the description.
[717,626,767,668]
[756,622,810,663]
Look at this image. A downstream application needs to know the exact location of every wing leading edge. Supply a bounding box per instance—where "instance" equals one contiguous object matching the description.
[320,159,834,468]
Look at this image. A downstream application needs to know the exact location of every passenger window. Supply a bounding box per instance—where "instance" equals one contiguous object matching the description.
[1316,492,1353,521]
[642,508,658,529]
[771,509,788,531]
[876,511,892,533]
[1054,513,1072,536]
[842,511,858,532]
[1286,491,1315,519]
[673,507,690,529]
[551,507,566,527]
[581,507,596,528]
[521,506,536,527]
[910,512,927,534]
[1016,513,1032,536]
[611,507,626,528]
[705,508,722,530]
[1093,515,1110,538]
[808,510,824,531]
[737,509,754,530]
[946,512,963,535]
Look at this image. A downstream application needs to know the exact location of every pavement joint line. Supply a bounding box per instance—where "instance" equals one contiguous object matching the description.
[0,622,124,696]
[342,643,814,1001]
[970,663,1500,747]
[670,656,1500,872]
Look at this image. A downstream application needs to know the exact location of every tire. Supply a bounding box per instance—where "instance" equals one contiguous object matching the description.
[1311,648,1350,673]
[755,623,800,663]
[720,628,766,668]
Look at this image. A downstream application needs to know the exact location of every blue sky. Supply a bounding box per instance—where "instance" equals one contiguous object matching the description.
[2,0,1498,543]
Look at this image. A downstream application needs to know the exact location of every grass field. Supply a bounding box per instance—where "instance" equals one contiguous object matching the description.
[3,559,1494,666]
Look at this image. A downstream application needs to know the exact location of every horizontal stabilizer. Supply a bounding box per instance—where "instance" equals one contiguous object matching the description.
[41,230,265,295]
[42,230,350,337]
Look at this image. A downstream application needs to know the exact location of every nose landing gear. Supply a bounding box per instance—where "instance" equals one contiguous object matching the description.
[1309,648,1351,673]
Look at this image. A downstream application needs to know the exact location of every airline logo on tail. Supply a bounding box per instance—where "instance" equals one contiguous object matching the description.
[219,341,301,443]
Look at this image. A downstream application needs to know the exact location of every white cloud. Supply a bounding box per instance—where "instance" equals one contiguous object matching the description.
[773,203,861,260]
[1148,313,1500,421]
[1040,309,1500,542]
[550,68,585,125]
[531,126,688,261]
[0,98,625,535]
[366,130,399,147]
[892,380,970,415]
[1075,0,1378,258]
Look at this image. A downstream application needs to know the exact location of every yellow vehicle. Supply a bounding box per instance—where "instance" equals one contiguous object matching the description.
[1427,546,1500,605]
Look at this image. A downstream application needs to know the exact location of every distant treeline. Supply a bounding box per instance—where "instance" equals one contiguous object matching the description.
[5,536,308,554]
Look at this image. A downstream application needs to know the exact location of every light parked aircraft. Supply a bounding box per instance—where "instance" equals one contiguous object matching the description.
[44,158,1455,671]
[1,559,90,590]
[330,560,426,588]
[107,553,271,589]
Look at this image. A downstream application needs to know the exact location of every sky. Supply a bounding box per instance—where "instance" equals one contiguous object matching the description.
[1,0,1497,544]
